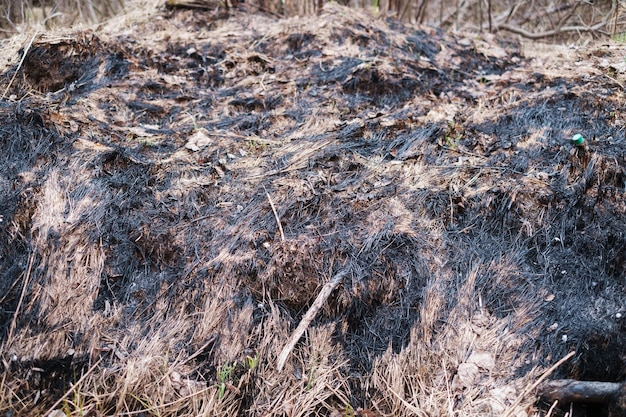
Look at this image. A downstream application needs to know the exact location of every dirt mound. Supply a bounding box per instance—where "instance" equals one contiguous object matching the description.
[1,4,625,416]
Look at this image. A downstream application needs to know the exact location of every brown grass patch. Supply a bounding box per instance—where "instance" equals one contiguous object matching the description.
[0,3,625,416]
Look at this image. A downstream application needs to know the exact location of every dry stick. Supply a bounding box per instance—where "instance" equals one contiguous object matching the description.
[538,379,623,404]
[502,351,576,417]
[6,252,35,346]
[497,0,616,41]
[603,73,625,90]
[119,386,215,416]
[546,400,559,417]
[179,335,217,366]
[276,269,348,371]
[43,358,103,417]
[387,384,426,416]
[0,273,25,304]
[553,2,580,34]
[1,30,38,100]
[264,187,285,242]
[493,0,616,38]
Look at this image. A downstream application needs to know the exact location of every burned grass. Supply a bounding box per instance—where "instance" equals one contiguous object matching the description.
[0,4,625,416]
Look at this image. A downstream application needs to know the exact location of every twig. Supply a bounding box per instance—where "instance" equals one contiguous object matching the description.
[503,351,575,417]
[276,269,348,371]
[603,73,625,90]
[496,0,617,40]
[178,335,217,366]
[43,357,103,416]
[0,273,25,304]
[441,145,487,159]
[6,252,35,346]
[497,23,603,40]
[387,384,426,416]
[546,400,559,417]
[119,386,216,416]
[1,31,38,100]
[264,186,285,242]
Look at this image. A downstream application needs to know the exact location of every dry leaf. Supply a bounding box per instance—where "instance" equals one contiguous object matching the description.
[489,385,518,414]
[452,362,480,390]
[185,128,212,152]
[467,351,495,371]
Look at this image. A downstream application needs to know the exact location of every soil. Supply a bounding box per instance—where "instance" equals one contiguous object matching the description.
[0,4,624,416]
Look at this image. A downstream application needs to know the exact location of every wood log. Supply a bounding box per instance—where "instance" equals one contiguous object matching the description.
[537,379,623,404]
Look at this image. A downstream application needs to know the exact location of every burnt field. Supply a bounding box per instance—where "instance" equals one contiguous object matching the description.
[0,4,625,416]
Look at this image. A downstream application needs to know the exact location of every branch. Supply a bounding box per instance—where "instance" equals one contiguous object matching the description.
[264,187,285,242]
[496,0,617,40]
[497,21,609,40]
[538,379,623,404]
[276,269,348,371]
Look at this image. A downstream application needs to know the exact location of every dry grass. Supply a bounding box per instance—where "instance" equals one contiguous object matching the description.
[0,2,624,417]
[1,0,625,41]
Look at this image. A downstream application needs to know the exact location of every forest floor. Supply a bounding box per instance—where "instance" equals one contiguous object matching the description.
[0,3,625,416]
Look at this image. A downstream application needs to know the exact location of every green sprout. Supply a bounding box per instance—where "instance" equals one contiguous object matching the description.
[217,362,237,399]
[612,32,626,43]
[245,353,259,371]
[445,134,462,149]
[306,366,317,390]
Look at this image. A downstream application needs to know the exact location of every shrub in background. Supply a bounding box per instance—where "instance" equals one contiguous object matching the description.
[0,0,125,34]
[1,0,624,42]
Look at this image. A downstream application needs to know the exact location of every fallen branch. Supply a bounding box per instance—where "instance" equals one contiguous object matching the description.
[497,22,609,40]
[165,0,219,10]
[276,269,348,371]
[537,379,623,404]
[264,187,285,242]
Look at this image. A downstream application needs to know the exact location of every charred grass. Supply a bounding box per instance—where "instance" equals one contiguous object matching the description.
[0,3,625,416]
